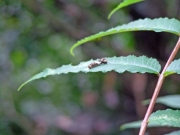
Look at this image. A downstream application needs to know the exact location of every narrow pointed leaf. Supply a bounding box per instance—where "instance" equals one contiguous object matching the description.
[165,130,180,135]
[164,58,180,76]
[149,109,180,128]
[108,0,144,19]
[18,55,160,91]
[120,120,162,130]
[70,18,180,55]
[143,95,180,109]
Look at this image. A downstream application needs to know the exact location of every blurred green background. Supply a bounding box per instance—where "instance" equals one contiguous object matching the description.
[1,0,180,135]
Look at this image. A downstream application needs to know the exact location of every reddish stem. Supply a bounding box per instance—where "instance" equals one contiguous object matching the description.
[139,37,180,135]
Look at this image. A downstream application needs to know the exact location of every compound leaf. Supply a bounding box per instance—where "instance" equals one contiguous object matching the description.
[18,55,160,91]
[70,18,180,55]
[108,0,144,19]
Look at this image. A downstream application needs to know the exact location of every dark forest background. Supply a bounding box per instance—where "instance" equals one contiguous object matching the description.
[1,0,180,135]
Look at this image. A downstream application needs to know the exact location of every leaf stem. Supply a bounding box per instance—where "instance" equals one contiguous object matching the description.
[139,37,180,135]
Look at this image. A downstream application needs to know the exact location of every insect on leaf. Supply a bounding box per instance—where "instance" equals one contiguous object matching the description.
[18,55,161,91]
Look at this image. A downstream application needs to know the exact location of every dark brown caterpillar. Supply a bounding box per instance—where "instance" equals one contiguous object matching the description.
[88,62,99,69]
[98,58,107,64]
[88,58,107,69]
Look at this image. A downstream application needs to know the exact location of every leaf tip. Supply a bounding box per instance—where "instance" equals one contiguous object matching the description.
[107,13,112,20]
[17,80,31,91]
[70,48,75,56]
[142,99,150,105]
[17,84,24,91]
[119,125,124,130]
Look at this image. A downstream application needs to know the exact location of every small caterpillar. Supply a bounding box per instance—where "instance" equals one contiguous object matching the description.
[88,62,99,69]
[88,58,107,69]
[98,58,107,64]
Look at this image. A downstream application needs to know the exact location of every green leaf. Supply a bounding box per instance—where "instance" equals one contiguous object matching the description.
[165,130,180,135]
[164,58,180,76]
[18,55,160,91]
[143,95,180,109]
[120,120,162,130]
[108,0,144,19]
[70,18,180,55]
[149,109,180,128]
[121,109,180,130]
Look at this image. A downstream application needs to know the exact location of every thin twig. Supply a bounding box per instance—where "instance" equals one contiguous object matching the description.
[139,37,180,135]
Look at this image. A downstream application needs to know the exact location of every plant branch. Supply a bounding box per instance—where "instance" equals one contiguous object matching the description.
[139,36,180,135]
